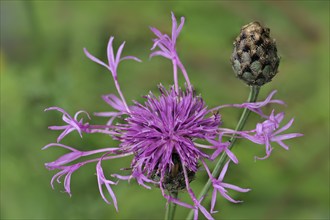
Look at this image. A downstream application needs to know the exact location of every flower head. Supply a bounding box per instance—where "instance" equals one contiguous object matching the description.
[120,85,220,191]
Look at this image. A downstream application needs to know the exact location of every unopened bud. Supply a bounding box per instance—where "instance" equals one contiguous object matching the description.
[231,22,280,86]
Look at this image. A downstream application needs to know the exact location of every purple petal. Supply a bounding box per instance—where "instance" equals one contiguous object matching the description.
[42,143,77,151]
[115,41,126,66]
[210,189,218,214]
[150,38,162,51]
[50,169,66,189]
[107,36,116,72]
[252,90,285,108]
[61,163,83,196]
[120,56,142,63]
[219,160,230,181]
[210,147,224,160]
[176,16,185,37]
[194,142,215,149]
[111,174,131,181]
[219,189,242,203]
[57,127,74,143]
[255,147,272,160]
[171,12,177,41]
[273,118,294,136]
[194,208,198,220]
[48,125,68,130]
[150,51,172,59]
[254,90,278,107]
[94,112,121,117]
[255,138,273,160]
[96,158,118,211]
[274,112,285,124]
[45,107,73,121]
[198,203,214,220]
[222,183,251,193]
[239,132,264,145]
[74,110,91,121]
[163,194,194,209]
[225,148,239,164]
[277,140,289,150]
[63,170,73,196]
[149,26,163,39]
[272,133,304,141]
[45,151,83,168]
[102,94,127,111]
[83,48,109,70]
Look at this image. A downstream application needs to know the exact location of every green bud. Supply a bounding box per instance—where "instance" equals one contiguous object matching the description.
[231,22,280,86]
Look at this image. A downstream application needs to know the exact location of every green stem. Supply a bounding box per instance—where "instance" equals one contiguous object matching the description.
[187,86,260,220]
[165,191,178,220]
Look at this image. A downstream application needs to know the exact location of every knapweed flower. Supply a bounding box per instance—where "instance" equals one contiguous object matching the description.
[44,13,302,220]
[119,86,220,181]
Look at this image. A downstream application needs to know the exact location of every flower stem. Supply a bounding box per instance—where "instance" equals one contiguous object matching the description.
[186,85,260,219]
[165,191,178,220]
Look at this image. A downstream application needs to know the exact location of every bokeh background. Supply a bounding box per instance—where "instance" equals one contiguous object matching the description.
[1,1,329,219]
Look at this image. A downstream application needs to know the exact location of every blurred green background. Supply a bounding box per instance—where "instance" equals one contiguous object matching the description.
[1,1,329,219]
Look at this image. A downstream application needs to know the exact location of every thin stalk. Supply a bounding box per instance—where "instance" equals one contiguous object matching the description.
[165,191,178,220]
[186,86,260,220]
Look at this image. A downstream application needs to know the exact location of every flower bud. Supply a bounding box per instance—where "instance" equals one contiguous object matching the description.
[231,22,280,86]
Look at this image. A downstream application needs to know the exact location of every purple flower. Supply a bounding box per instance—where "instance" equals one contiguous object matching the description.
[96,155,119,211]
[84,36,141,112]
[100,94,128,112]
[194,133,238,164]
[150,12,191,92]
[182,164,214,220]
[203,160,251,214]
[120,85,220,175]
[112,164,158,190]
[45,107,91,142]
[228,110,303,160]
[44,142,131,209]
[150,12,184,60]
[42,143,118,169]
[48,162,83,196]
[209,134,238,164]
[116,85,220,219]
